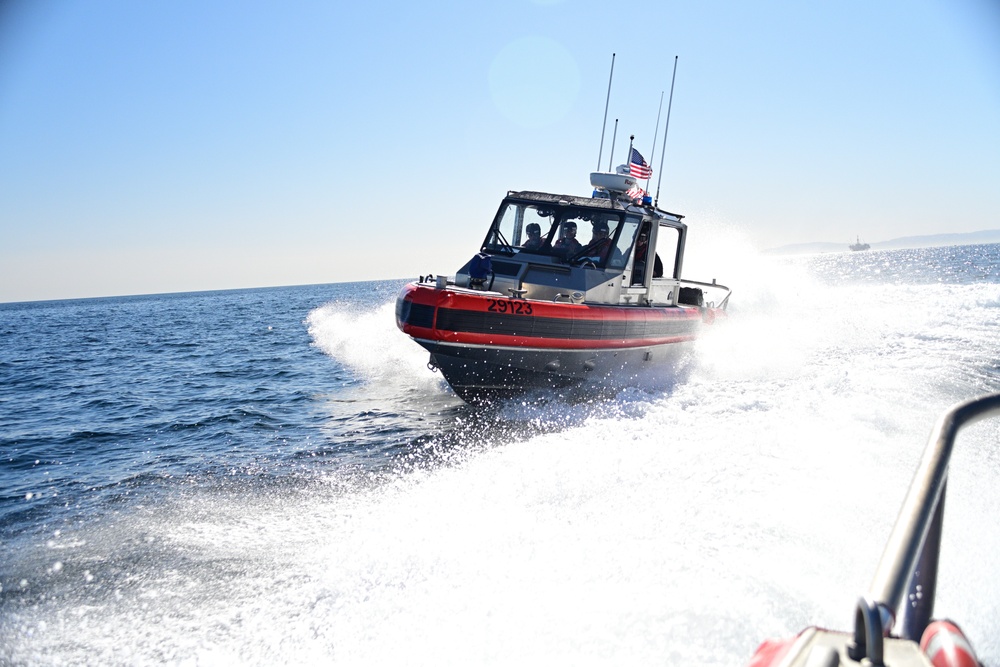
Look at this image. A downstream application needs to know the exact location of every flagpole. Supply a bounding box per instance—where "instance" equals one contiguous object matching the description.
[596,53,616,171]
[627,135,635,177]
[646,91,664,192]
[654,55,678,208]
[607,119,619,171]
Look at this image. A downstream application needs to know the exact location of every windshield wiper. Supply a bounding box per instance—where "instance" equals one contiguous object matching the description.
[490,229,516,256]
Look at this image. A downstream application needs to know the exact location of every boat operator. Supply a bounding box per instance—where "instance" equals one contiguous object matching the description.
[521,222,544,250]
[553,221,582,257]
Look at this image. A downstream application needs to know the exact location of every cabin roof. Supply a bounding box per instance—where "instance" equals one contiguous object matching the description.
[506,190,614,208]
[505,189,685,222]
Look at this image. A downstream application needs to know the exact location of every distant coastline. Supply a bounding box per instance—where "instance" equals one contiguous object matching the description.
[763,229,1000,256]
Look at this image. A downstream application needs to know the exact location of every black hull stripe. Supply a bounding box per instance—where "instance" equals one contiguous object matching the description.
[433,307,697,340]
[397,301,435,329]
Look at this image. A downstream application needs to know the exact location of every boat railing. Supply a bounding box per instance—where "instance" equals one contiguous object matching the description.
[679,278,732,310]
[849,392,1000,665]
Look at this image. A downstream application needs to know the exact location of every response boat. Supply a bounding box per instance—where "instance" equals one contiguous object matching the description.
[747,393,1000,667]
[395,170,731,402]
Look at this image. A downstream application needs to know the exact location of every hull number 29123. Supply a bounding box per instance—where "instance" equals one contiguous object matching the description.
[487,298,533,315]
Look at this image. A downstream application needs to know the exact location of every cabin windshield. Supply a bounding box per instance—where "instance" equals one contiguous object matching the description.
[483,202,639,271]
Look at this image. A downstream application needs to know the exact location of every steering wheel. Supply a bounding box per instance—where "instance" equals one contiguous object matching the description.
[578,260,598,270]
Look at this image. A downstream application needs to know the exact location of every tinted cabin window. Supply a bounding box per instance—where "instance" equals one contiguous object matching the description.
[484,204,555,255]
[610,217,642,270]
[656,225,679,279]
[483,202,627,269]
[630,221,654,285]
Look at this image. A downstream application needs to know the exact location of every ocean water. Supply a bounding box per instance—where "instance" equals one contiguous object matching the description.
[2,244,1000,666]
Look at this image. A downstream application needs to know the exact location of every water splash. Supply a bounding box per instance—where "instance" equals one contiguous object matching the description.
[307,300,444,392]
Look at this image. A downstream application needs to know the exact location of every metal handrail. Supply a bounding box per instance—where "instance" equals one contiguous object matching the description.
[862,393,1000,651]
[678,278,732,310]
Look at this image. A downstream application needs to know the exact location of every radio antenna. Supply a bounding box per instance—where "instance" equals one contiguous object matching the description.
[654,56,678,207]
[595,53,616,171]
[645,91,664,192]
[607,119,619,171]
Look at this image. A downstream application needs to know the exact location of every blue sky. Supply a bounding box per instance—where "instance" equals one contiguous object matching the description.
[1,0,998,302]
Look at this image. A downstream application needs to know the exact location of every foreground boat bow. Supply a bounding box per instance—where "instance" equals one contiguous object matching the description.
[748,393,1000,666]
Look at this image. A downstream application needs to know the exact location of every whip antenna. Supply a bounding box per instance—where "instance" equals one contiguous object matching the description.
[645,91,664,192]
[607,119,619,171]
[654,56,678,207]
[595,53,616,171]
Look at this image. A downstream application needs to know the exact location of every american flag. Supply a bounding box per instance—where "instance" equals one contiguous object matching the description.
[629,147,652,180]
[626,184,646,201]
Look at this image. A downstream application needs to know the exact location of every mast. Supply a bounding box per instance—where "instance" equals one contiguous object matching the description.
[595,53,616,171]
[654,56,679,207]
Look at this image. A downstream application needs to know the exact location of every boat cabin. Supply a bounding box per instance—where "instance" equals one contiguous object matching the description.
[455,190,702,308]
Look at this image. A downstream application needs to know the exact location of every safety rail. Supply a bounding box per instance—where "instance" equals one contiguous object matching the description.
[679,278,732,310]
[849,393,1000,665]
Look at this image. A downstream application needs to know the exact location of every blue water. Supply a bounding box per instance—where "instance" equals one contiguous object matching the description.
[2,283,396,525]
[2,245,1000,665]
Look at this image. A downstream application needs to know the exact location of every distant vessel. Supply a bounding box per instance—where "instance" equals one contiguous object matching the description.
[850,236,871,251]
